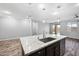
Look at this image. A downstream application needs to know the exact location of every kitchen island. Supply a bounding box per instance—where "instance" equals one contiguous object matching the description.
[20,34,67,56]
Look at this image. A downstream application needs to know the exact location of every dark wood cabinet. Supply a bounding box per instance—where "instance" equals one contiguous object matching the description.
[54,42,60,56]
[46,44,55,56]
[29,48,45,56]
[46,41,60,56]
[29,38,65,56]
[60,39,65,56]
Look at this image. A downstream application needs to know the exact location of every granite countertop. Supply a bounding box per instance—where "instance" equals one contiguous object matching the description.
[20,34,67,55]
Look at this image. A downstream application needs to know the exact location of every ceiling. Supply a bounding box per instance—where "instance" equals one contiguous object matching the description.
[0,3,79,23]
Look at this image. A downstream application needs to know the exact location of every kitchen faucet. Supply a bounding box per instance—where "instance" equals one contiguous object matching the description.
[43,31,46,38]
[37,31,46,40]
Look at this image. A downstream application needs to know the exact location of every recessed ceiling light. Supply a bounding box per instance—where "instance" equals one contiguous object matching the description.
[57,5,61,8]
[42,8,46,10]
[39,4,45,9]
[42,20,46,23]
[28,3,32,5]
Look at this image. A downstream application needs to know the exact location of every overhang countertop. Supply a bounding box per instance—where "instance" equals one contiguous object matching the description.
[20,34,67,55]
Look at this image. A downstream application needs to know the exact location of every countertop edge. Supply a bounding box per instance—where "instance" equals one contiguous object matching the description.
[20,34,67,55]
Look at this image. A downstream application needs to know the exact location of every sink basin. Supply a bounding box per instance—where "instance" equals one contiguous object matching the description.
[39,37,56,43]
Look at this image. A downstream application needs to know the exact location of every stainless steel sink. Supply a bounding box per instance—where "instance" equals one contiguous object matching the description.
[39,37,56,43]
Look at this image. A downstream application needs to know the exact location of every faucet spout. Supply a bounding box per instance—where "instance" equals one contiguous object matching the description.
[43,31,45,38]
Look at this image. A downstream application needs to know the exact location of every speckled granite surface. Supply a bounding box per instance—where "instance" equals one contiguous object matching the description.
[0,39,23,56]
[20,34,67,55]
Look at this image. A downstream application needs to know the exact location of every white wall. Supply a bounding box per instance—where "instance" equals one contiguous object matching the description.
[0,16,32,39]
[38,22,49,34]
[0,16,50,39]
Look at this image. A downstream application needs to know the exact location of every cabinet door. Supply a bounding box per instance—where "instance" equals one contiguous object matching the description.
[54,42,60,56]
[46,42,60,56]
[60,39,65,56]
[29,48,45,56]
[46,44,55,56]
